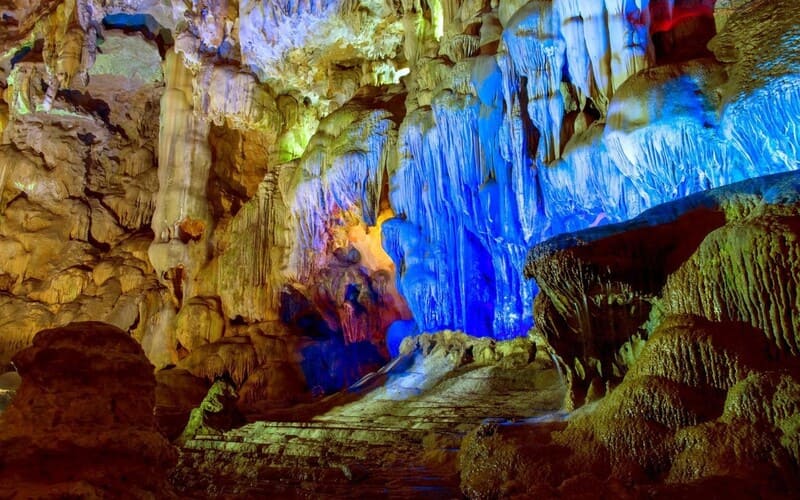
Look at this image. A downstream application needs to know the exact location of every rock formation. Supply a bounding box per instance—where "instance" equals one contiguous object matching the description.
[489,170,800,496]
[170,330,564,497]
[177,379,246,445]
[0,322,177,498]
[2,0,797,372]
[0,0,798,496]
[155,367,210,439]
[460,314,800,498]
[526,170,800,406]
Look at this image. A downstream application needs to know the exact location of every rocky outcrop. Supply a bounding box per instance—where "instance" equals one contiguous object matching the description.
[177,379,245,445]
[501,169,800,496]
[525,203,725,405]
[460,314,800,498]
[0,9,168,367]
[0,0,798,465]
[0,322,177,498]
[525,170,800,406]
[0,230,168,366]
[660,214,800,355]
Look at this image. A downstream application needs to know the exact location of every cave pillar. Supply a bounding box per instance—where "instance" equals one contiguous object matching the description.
[604,0,654,91]
[149,50,213,306]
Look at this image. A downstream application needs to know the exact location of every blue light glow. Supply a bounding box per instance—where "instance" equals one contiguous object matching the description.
[379,1,800,341]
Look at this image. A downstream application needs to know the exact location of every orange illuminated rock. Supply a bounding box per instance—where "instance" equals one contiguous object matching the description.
[179,216,206,243]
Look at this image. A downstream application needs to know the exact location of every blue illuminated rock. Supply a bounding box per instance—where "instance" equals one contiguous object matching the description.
[383,0,800,341]
[1,0,799,416]
[0,0,799,496]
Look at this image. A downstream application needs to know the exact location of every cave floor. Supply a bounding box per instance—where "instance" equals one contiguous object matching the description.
[171,355,565,498]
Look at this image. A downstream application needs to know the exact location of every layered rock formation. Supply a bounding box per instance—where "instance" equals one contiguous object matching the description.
[526,170,800,406]
[2,0,797,376]
[460,314,800,498]
[0,322,177,498]
[488,170,800,496]
[0,0,798,496]
[0,9,167,366]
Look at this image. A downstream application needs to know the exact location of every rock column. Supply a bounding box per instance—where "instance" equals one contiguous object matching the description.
[149,51,213,306]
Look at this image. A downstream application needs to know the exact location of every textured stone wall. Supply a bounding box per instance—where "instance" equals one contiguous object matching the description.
[466,171,800,497]
[526,170,800,406]
[0,0,797,404]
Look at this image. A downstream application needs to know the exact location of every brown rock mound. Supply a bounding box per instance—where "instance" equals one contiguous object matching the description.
[0,322,177,498]
[661,214,800,354]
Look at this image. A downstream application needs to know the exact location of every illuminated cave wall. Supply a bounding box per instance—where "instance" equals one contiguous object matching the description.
[0,0,798,389]
[384,0,800,341]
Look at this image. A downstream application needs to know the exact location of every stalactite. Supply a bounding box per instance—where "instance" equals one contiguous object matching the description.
[149,51,213,302]
[604,0,653,90]
[38,0,84,109]
[387,89,538,338]
[194,65,276,129]
[285,105,395,280]
[217,169,291,322]
[178,338,259,386]
[75,0,103,87]
[502,2,565,163]
[0,154,10,213]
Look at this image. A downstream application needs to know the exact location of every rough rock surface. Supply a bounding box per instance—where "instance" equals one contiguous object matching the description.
[2,0,797,379]
[170,331,565,497]
[459,314,800,498]
[501,170,800,497]
[155,367,210,440]
[0,322,177,498]
[0,0,798,495]
[177,379,245,445]
[526,170,800,406]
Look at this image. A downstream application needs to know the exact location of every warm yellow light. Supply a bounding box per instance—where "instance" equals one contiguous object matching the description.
[347,208,396,273]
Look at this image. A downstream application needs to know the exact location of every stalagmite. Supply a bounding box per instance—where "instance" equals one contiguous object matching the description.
[149,51,213,303]
[0,0,798,496]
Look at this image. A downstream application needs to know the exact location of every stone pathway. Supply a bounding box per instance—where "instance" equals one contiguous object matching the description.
[171,341,566,498]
